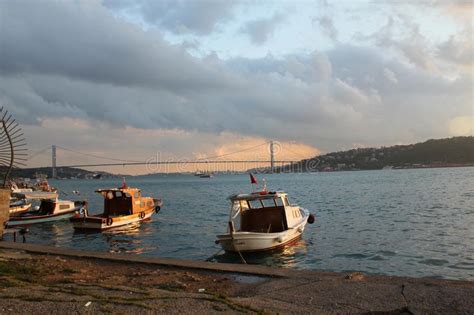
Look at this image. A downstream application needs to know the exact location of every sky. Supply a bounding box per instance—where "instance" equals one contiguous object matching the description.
[0,0,472,174]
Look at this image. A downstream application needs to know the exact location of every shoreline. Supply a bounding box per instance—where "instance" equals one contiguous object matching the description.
[0,242,473,314]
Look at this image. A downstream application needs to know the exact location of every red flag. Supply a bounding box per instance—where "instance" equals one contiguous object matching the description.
[250,173,257,185]
[121,177,128,189]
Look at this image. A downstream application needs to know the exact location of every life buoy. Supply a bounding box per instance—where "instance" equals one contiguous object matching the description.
[139,211,145,219]
[155,206,161,213]
[106,217,113,226]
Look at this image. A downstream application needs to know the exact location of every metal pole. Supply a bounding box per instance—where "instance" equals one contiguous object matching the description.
[270,141,275,173]
[52,145,57,178]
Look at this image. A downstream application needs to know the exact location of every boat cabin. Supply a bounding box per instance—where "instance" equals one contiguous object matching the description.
[37,199,76,215]
[228,192,302,233]
[96,188,154,217]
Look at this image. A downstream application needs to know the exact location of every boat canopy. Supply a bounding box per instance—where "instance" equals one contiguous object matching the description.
[12,191,58,200]
[96,187,150,216]
[228,191,287,201]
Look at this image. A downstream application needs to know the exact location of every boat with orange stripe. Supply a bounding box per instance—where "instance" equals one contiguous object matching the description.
[70,181,162,231]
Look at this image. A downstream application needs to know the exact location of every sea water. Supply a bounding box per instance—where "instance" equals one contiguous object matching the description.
[9,167,473,280]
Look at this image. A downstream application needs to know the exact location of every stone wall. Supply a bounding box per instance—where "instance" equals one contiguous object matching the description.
[0,189,10,238]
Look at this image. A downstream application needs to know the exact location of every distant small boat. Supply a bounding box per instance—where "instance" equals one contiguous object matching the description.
[199,173,213,178]
[216,188,315,253]
[7,199,86,227]
[70,186,162,231]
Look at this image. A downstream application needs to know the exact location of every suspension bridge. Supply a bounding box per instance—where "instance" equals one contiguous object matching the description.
[27,141,310,177]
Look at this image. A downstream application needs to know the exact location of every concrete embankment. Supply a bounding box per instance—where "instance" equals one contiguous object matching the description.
[0,242,473,314]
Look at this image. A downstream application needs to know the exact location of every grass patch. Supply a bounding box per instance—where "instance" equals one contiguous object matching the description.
[0,277,19,288]
[155,282,186,292]
[206,292,269,314]
[0,261,36,276]
[0,261,38,283]
[56,278,76,284]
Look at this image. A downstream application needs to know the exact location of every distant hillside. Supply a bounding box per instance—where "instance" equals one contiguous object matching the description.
[254,136,474,173]
[8,167,116,179]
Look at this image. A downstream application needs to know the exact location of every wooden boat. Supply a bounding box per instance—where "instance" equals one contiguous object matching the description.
[70,187,162,231]
[215,190,315,253]
[7,199,86,227]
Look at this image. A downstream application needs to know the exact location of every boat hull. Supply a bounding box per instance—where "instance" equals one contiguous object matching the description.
[70,209,154,231]
[6,206,82,227]
[216,209,309,253]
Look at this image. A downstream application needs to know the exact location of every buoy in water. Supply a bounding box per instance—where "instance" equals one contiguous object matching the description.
[307,214,315,224]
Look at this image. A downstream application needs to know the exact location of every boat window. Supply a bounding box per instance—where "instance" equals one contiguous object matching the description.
[134,192,140,198]
[115,191,123,198]
[59,204,70,210]
[239,200,249,211]
[261,199,276,208]
[284,197,290,206]
[106,192,114,200]
[275,198,284,207]
[248,199,263,209]
[147,201,152,207]
[140,201,145,207]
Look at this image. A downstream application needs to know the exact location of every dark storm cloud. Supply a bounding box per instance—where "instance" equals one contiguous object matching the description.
[0,1,471,153]
[0,1,234,92]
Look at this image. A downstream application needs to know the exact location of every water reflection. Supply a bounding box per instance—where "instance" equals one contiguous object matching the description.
[214,239,308,268]
[102,222,156,255]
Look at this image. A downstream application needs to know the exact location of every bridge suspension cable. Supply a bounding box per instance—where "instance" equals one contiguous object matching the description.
[194,141,271,160]
[42,141,307,169]
[56,145,144,163]
[27,146,51,160]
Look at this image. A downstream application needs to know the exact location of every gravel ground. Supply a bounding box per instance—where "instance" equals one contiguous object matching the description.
[0,248,473,314]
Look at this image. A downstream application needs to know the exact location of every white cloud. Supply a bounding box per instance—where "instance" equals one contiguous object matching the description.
[383,68,398,84]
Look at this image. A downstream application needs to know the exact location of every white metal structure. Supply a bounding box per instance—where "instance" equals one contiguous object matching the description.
[216,191,314,252]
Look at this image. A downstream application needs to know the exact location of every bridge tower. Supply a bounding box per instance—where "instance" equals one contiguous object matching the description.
[270,141,275,173]
[52,145,57,178]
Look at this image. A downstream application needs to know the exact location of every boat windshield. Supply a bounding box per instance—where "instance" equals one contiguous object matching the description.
[104,191,133,216]
[245,197,285,209]
[238,197,288,233]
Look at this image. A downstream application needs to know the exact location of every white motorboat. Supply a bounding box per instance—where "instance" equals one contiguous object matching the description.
[7,198,86,227]
[215,190,315,253]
